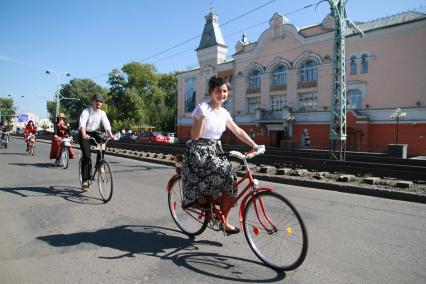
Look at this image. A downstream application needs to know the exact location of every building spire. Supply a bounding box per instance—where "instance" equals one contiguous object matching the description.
[210,0,214,14]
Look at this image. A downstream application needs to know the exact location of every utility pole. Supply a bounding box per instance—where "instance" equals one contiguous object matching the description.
[326,0,364,160]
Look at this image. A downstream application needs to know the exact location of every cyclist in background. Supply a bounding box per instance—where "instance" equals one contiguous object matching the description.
[78,93,115,192]
[24,120,37,152]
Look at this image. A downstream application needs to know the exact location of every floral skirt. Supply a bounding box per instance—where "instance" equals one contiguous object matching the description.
[182,138,237,206]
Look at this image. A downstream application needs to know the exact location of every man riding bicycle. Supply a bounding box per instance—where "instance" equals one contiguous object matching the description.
[24,120,37,152]
[78,93,115,192]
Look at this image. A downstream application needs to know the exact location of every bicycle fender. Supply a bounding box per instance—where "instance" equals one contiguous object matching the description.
[166,174,181,193]
[239,187,273,235]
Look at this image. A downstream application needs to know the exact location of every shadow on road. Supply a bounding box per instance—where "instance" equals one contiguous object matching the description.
[37,225,285,282]
[9,162,59,168]
[0,185,104,205]
[113,164,170,174]
[0,152,29,156]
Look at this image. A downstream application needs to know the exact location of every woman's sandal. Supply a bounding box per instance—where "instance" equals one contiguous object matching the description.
[220,224,240,235]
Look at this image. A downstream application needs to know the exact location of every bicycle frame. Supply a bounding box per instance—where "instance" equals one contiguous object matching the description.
[167,149,275,236]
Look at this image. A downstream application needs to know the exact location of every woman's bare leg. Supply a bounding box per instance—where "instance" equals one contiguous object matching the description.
[220,193,237,230]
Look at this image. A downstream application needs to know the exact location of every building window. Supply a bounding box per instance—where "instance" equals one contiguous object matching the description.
[350,56,357,75]
[299,60,317,82]
[223,96,232,112]
[248,69,261,89]
[184,77,196,112]
[361,54,368,73]
[271,95,287,110]
[272,65,287,86]
[347,89,362,109]
[298,92,318,111]
[247,97,261,114]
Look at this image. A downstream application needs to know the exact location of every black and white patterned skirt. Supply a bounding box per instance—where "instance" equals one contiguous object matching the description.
[182,138,237,206]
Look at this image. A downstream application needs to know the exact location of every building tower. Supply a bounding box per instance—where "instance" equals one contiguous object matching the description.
[196,6,228,67]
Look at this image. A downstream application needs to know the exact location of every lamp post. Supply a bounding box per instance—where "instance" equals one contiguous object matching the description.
[45,69,71,117]
[390,108,407,144]
[283,112,295,138]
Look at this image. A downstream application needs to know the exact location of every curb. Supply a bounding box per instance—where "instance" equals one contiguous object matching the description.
[15,136,426,204]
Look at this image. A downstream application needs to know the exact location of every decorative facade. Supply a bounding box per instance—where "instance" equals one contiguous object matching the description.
[177,10,426,155]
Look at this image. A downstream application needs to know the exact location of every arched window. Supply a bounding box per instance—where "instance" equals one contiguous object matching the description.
[361,54,368,73]
[248,69,261,89]
[347,89,362,109]
[272,65,288,86]
[299,60,317,82]
[350,56,357,75]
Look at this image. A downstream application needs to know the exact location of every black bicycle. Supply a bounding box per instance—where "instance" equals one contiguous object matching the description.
[78,137,113,203]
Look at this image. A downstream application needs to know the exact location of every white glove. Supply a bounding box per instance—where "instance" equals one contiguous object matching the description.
[197,102,211,118]
[254,144,266,154]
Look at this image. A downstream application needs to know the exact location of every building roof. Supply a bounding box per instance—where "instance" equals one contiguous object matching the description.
[346,11,426,35]
[197,12,227,50]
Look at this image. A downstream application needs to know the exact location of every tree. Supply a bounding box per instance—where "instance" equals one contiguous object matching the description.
[0,97,16,125]
[46,78,108,129]
[107,62,178,132]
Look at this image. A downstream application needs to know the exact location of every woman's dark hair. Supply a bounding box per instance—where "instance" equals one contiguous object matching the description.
[208,76,231,94]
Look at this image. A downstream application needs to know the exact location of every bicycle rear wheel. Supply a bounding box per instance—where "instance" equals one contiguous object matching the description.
[243,190,308,271]
[96,160,113,203]
[62,149,69,169]
[168,175,208,237]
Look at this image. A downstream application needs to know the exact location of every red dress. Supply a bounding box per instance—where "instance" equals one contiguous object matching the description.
[49,122,75,160]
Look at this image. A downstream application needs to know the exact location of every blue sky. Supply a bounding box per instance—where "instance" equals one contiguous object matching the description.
[1,0,425,118]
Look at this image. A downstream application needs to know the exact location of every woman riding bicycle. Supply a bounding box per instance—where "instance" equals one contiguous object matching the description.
[49,112,75,165]
[24,120,37,152]
[78,93,116,192]
[182,76,265,235]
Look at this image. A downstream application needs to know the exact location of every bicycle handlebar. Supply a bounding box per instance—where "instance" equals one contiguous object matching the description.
[89,137,111,146]
[229,147,265,161]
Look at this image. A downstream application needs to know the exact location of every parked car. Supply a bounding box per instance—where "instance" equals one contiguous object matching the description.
[162,132,179,144]
[138,131,168,144]
[119,133,138,141]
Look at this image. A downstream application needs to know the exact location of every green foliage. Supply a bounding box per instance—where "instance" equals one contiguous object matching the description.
[106,62,177,132]
[0,97,16,124]
[45,62,178,133]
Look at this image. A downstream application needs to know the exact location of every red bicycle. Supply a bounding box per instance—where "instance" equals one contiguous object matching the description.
[167,149,308,271]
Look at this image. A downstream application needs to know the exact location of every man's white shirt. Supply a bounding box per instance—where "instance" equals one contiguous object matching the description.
[79,107,111,132]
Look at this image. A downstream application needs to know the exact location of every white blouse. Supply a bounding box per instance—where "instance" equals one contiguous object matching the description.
[192,102,233,139]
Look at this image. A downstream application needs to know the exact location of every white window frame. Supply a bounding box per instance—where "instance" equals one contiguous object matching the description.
[272,65,287,86]
[299,60,317,82]
[347,89,363,109]
[247,97,261,114]
[298,92,318,111]
[248,69,261,89]
[271,95,287,111]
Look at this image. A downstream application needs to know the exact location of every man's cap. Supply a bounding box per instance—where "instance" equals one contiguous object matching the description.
[58,112,66,118]
[92,93,104,102]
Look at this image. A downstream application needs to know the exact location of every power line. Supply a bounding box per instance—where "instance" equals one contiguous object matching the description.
[149,1,321,67]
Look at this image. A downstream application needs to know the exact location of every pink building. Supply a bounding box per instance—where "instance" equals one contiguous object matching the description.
[177,10,426,156]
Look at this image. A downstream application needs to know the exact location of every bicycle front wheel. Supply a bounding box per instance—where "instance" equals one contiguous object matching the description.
[62,149,69,169]
[96,160,113,203]
[168,175,208,237]
[78,157,83,186]
[243,190,308,271]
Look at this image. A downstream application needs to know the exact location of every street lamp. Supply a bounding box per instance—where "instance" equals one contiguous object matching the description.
[390,108,407,144]
[45,69,71,117]
[283,111,295,138]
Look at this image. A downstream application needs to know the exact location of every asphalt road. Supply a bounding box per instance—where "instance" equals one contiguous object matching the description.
[0,137,425,284]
